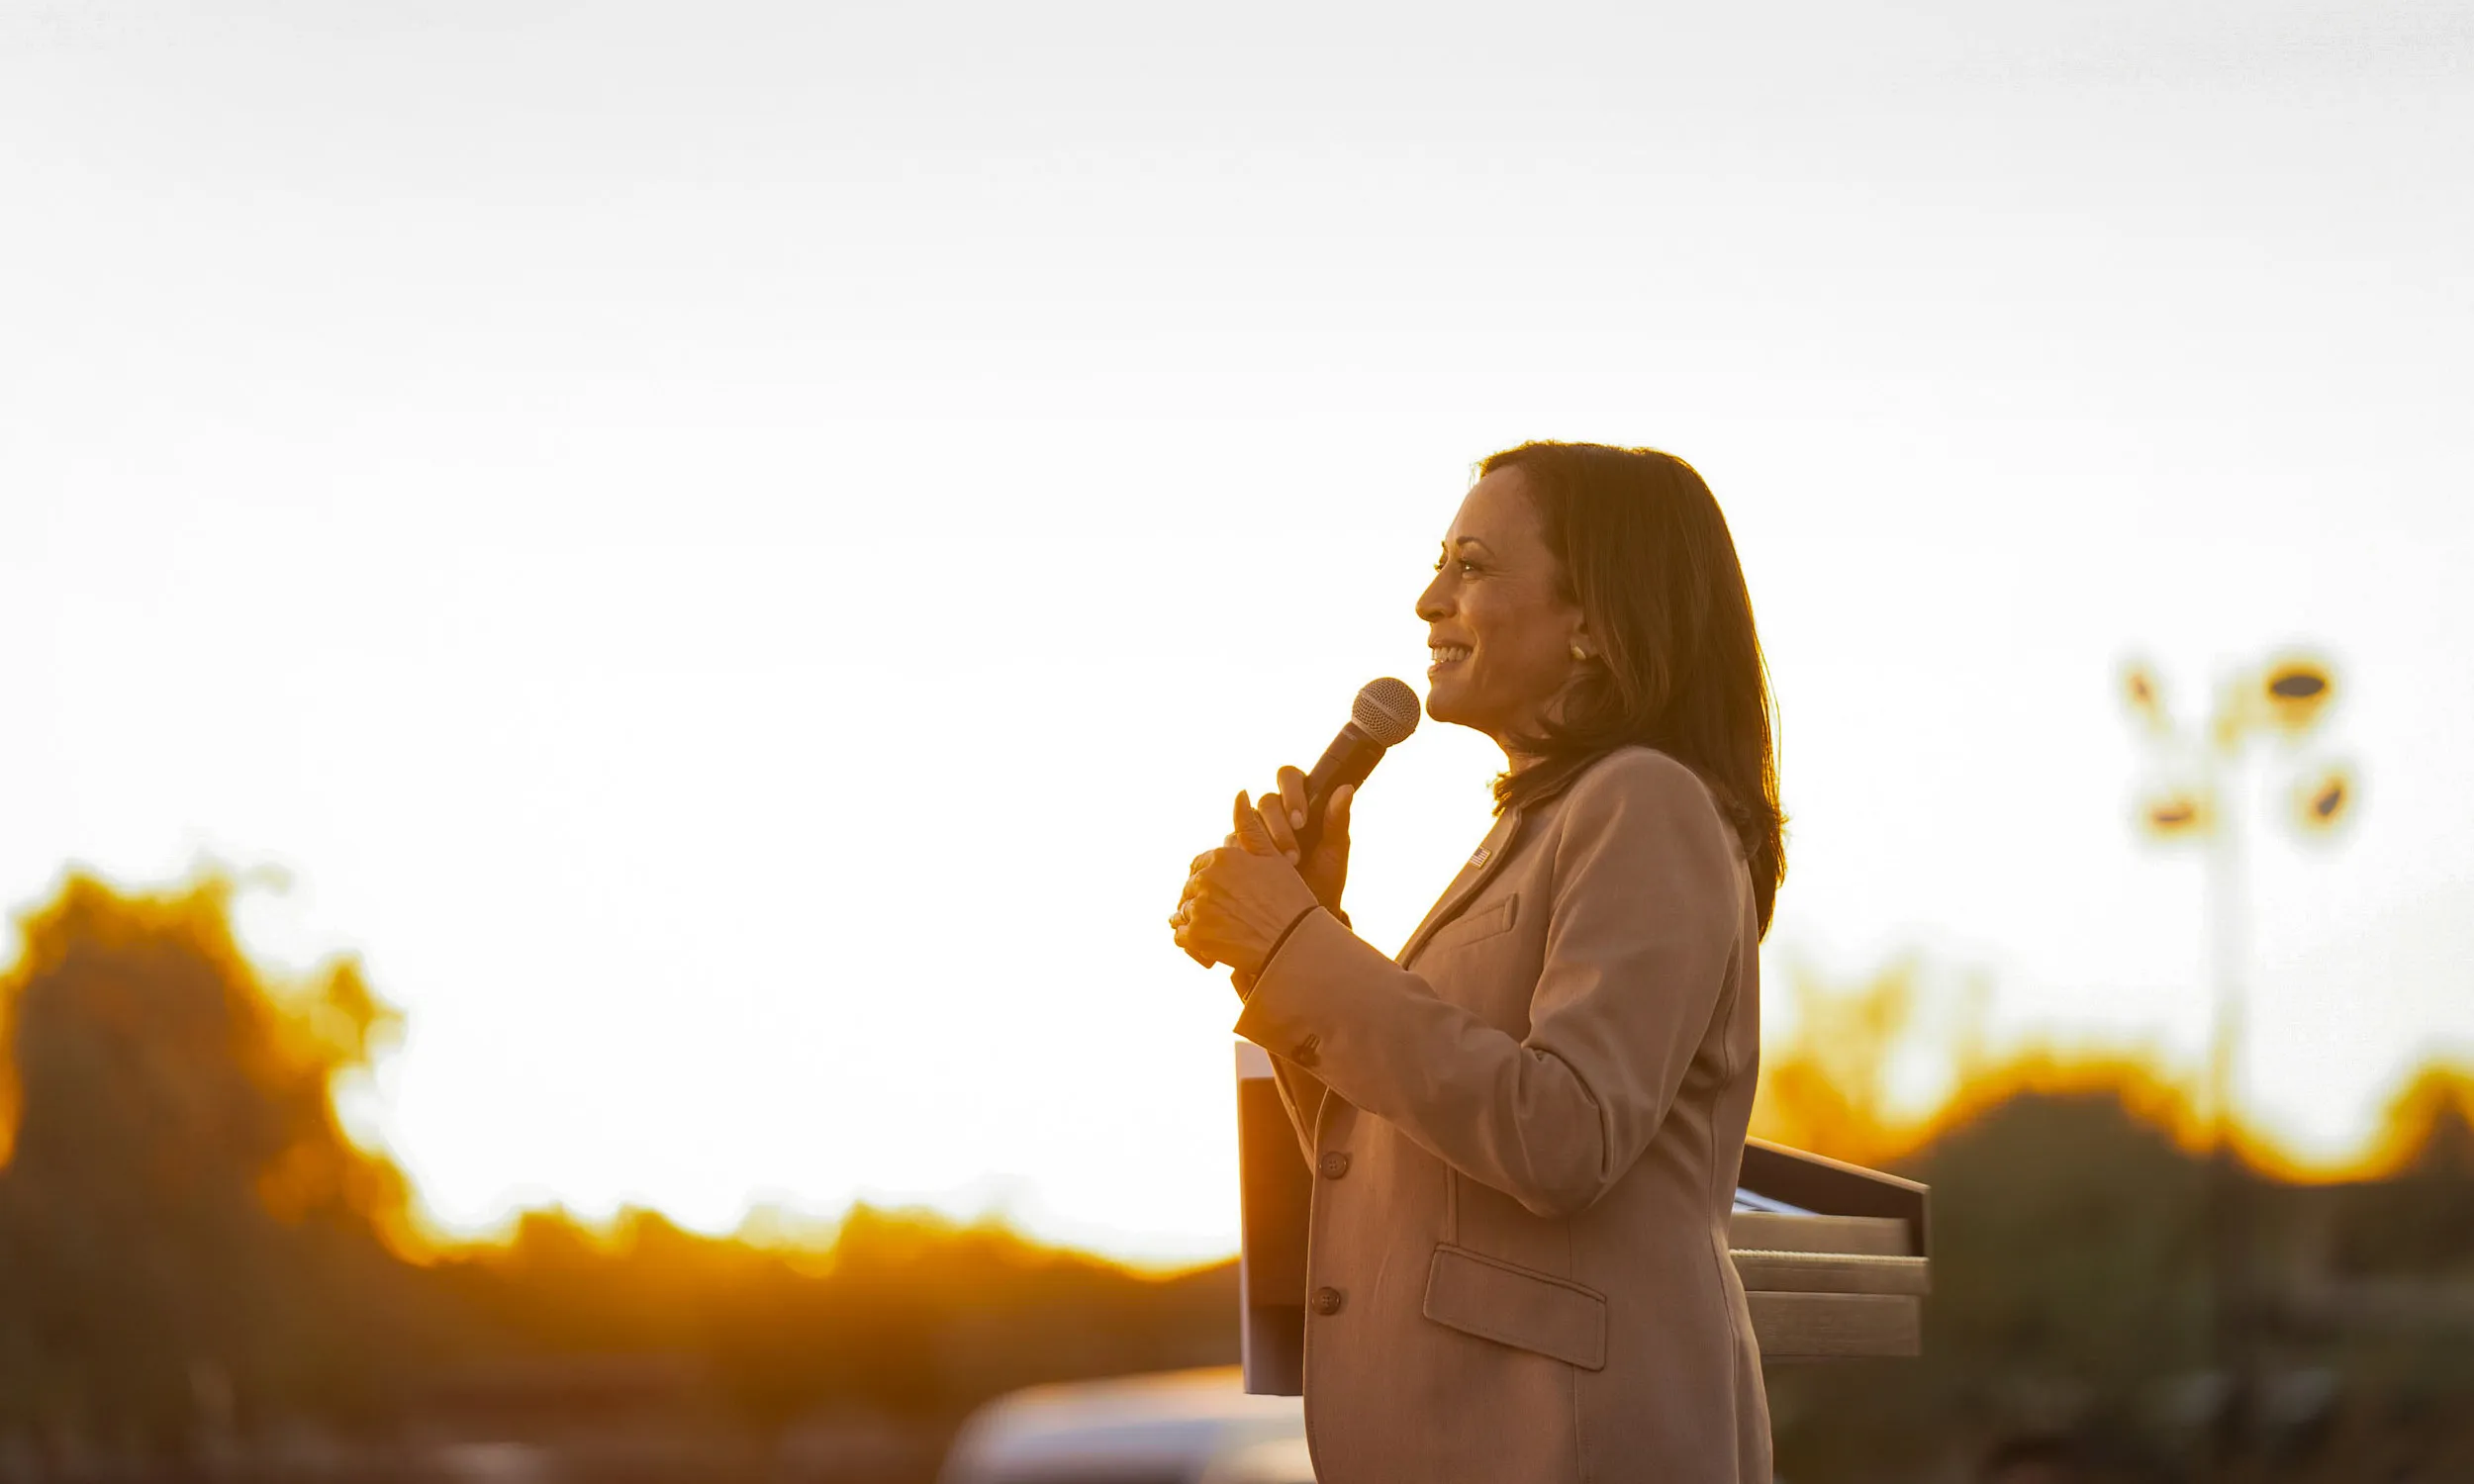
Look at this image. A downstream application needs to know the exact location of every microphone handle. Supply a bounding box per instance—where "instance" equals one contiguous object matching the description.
[1293,722,1385,860]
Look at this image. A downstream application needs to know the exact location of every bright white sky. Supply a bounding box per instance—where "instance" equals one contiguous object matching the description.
[3,1,2469,1264]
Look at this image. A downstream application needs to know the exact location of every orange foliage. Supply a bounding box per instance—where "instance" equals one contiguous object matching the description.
[1752,958,2472,1184]
[0,867,416,1249]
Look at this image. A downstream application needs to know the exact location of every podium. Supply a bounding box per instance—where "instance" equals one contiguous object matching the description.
[1236,1044,1929,1395]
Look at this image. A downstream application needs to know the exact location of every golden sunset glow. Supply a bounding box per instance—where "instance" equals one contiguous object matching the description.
[1751,963,2474,1189]
[5,2,2470,1269]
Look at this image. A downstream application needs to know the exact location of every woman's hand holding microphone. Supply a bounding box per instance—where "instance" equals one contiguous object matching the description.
[1171,766,1358,984]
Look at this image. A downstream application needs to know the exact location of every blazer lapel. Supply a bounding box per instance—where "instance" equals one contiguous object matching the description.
[1396,805,1525,966]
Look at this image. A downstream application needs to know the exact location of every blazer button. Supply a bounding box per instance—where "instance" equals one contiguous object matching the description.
[1318,1151,1351,1180]
[1312,1286,1345,1317]
[1290,1035,1322,1068]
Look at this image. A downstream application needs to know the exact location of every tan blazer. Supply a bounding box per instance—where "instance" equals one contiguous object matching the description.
[1232,745,1768,1484]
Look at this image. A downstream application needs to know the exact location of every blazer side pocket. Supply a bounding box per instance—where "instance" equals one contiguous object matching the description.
[1422,1243,1609,1371]
[1424,893,1519,952]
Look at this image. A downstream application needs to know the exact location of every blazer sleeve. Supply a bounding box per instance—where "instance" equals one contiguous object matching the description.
[1268,1056,1332,1165]
[1232,971,1335,1164]
[1230,750,1744,1219]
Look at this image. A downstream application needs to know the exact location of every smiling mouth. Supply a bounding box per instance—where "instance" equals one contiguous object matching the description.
[1428,645,1471,667]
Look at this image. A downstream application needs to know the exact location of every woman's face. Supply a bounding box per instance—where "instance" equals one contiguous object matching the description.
[1417,467,1587,752]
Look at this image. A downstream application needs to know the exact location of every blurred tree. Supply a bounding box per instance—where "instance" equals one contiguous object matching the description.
[1750,958,1930,1168]
[0,871,436,1451]
[428,1201,1240,1427]
[1761,965,2473,1483]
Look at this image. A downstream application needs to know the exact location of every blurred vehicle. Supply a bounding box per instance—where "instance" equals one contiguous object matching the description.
[937,1365,1313,1484]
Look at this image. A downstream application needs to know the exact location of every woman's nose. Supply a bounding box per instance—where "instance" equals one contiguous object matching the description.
[1416,576,1451,621]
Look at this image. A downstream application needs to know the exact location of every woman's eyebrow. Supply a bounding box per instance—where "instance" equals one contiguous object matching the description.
[1453,536,1496,554]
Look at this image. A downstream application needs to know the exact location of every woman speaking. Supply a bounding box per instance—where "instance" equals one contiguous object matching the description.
[1170,441,1784,1483]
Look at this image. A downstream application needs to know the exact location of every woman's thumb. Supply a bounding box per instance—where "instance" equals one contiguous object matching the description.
[1232,789,1274,852]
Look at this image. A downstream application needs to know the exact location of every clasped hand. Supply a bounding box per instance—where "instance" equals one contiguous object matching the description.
[1170,767,1356,980]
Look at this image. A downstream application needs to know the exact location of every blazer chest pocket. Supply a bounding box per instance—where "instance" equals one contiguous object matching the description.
[1422,1244,1608,1371]
[1425,893,1519,953]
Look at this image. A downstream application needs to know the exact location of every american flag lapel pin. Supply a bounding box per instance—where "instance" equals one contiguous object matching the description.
[1468,846,1490,868]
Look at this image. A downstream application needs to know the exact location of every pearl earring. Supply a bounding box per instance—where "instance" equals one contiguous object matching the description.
[1570,642,1588,662]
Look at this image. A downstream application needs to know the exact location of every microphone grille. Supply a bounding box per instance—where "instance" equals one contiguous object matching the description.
[1351,677,1423,748]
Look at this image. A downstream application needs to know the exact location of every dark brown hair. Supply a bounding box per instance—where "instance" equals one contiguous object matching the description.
[1480,440,1785,937]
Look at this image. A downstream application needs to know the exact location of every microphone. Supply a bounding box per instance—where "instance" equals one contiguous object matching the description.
[1185,678,1422,971]
[1292,678,1422,859]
